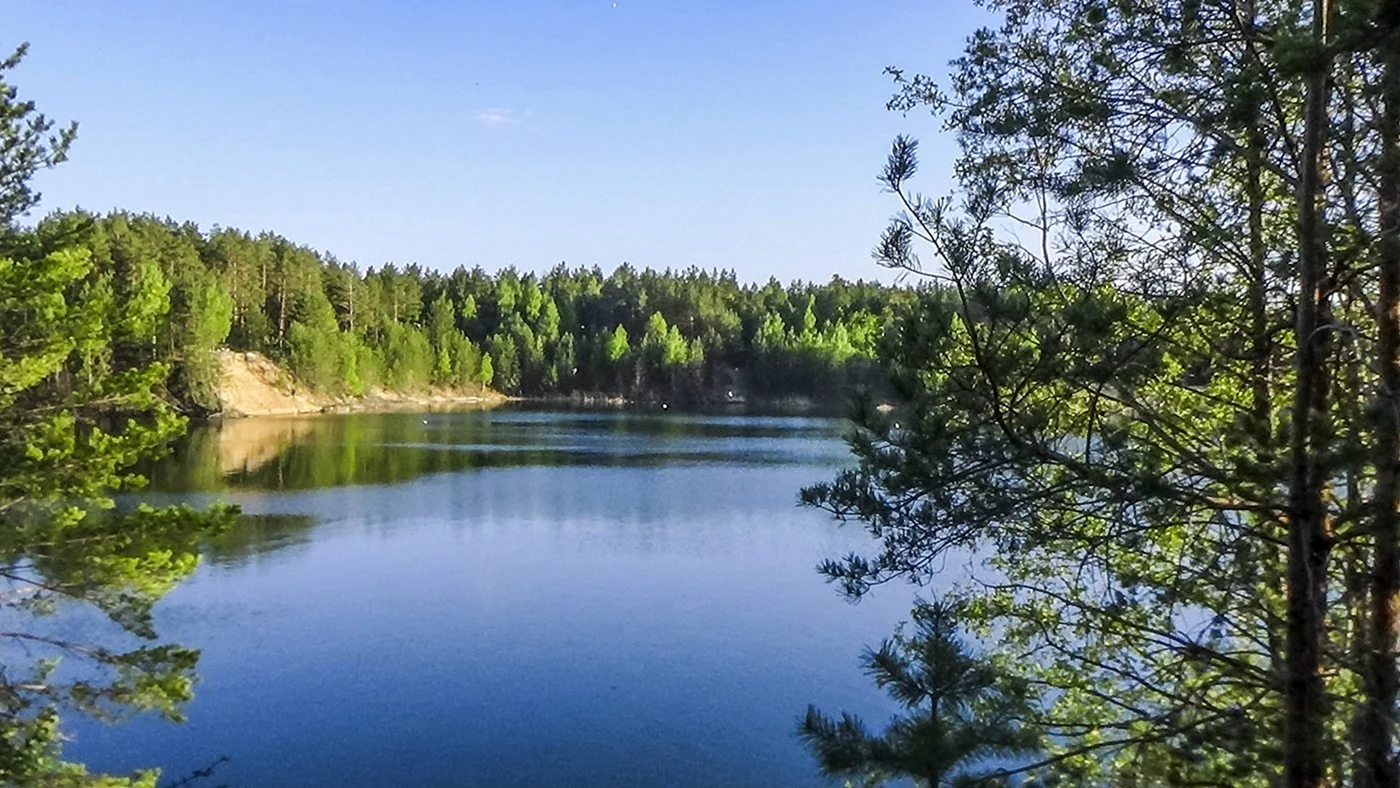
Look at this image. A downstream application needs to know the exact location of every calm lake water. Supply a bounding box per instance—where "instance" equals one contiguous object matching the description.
[68,408,914,787]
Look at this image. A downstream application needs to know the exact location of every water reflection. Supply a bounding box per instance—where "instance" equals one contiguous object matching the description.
[148,409,850,492]
[204,513,317,567]
[76,408,909,788]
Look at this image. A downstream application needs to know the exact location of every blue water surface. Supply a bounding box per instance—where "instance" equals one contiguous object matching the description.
[67,409,916,787]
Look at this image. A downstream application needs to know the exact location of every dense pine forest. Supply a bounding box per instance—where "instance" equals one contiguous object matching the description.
[9,0,1400,779]
[18,211,913,412]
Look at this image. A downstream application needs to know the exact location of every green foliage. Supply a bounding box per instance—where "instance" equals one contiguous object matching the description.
[800,601,1038,787]
[382,323,433,390]
[19,202,913,404]
[287,320,335,391]
[476,352,494,387]
[0,238,234,784]
[12,201,913,406]
[811,0,1400,782]
[168,265,233,409]
[0,43,235,785]
[0,43,77,227]
[427,294,483,389]
[604,324,630,364]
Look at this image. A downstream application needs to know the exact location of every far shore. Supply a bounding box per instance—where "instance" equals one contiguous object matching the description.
[210,390,513,420]
[209,392,864,420]
[210,349,868,421]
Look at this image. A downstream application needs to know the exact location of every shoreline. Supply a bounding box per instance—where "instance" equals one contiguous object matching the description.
[210,350,854,420]
[208,392,852,420]
[211,349,512,419]
[521,392,847,417]
[210,390,514,420]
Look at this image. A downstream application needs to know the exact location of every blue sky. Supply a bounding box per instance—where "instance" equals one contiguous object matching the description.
[10,1,985,282]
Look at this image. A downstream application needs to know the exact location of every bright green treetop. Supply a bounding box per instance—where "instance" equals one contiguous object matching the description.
[0,42,234,785]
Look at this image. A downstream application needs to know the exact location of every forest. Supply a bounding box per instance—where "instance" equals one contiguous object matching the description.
[5,0,1400,782]
[794,0,1400,784]
[18,210,913,412]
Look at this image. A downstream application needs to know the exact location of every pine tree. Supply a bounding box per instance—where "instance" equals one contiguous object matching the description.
[0,43,233,785]
[807,0,1400,782]
[799,601,1038,787]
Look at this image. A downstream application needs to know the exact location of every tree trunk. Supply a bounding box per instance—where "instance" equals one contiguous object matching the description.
[1359,5,1400,784]
[277,267,287,348]
[1245,71,1270,453]
[1284,1,1336,785]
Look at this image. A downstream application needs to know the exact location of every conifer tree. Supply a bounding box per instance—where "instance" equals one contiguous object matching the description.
[806,0,1400,783]
[800,601,1038,787]
[0,43,233,785]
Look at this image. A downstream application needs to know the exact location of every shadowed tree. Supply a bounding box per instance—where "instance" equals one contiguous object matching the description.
[805,0,1400,781]
[799,601,1038,787]
[0,43,75,229]
[0,42,234,786]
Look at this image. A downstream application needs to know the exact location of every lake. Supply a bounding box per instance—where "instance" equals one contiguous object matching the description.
[67,408,914,787]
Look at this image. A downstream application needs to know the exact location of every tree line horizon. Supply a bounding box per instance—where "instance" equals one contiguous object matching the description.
[8,0,1400,780]
[18,209,916,412]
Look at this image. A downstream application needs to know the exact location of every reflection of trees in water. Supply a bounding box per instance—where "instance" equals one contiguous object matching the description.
[235,458,836,565]
[211,418,318,477]
[203,513,318,567]
[148,413,843,492]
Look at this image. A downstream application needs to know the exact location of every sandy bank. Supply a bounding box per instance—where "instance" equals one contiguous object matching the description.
[211,349,507,418]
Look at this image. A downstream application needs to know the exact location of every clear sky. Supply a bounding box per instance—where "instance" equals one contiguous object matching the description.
[9,1,984,283]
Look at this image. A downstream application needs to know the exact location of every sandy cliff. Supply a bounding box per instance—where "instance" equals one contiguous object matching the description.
[211,349,505,417]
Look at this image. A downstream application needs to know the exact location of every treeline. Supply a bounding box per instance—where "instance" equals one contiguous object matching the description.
[21,210,914,411]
